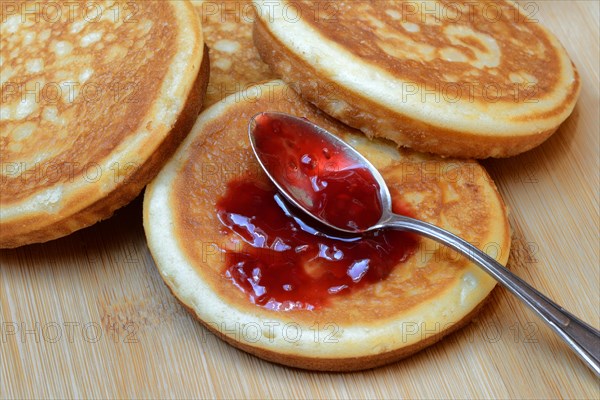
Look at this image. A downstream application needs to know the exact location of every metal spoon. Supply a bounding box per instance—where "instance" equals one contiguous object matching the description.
[248,111,600,376]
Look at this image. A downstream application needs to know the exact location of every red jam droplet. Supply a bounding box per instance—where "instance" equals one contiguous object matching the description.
[252,114,382,231]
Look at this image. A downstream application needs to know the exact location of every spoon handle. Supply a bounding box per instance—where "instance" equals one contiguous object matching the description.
[384,214,600,376]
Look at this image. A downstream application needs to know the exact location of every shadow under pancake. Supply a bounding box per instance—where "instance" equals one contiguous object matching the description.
[0,191,199,337]
[481,106,581,280]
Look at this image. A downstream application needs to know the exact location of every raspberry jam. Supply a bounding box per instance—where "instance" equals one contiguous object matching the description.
[251,113,382,232]
[217,180,418,310]
[216,113,420,310]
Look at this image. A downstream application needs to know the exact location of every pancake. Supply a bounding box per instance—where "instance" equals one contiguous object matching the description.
[252,0,580,158]
[0,0,209,248]
[191,0,276,107]
[143,80,511,371]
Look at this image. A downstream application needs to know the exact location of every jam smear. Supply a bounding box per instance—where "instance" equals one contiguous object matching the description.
[217,114,418,310]
[252,114,382,231]
[217,180,418,310]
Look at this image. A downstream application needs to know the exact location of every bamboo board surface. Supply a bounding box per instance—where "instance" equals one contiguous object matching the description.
[1,1,599,398]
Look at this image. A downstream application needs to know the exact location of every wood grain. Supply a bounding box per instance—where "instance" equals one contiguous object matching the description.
[2,2,599,398]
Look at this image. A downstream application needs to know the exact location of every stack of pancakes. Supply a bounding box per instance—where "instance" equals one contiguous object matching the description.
[3,0,579,371]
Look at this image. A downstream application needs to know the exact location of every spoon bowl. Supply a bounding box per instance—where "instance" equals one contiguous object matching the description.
[249,111,600,376]
[249,112,387,233]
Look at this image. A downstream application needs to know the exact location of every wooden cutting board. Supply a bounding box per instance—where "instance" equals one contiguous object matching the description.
[2,1,598,398]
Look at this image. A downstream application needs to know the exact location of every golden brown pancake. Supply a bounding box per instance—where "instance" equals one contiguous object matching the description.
[143,80,511,371]
[0,0,209,248]
[191,0,276,107]
[252,0,580,158]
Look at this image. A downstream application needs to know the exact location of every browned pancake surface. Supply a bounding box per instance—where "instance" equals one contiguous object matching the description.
[252,0,580,158]
[2,1,177,202]
[170,83,502,326]
[1,0,207,247]
[192,0,276,106]
[293,0,560,105]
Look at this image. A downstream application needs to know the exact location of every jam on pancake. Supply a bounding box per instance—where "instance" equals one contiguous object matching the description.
[216,179,418,310]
